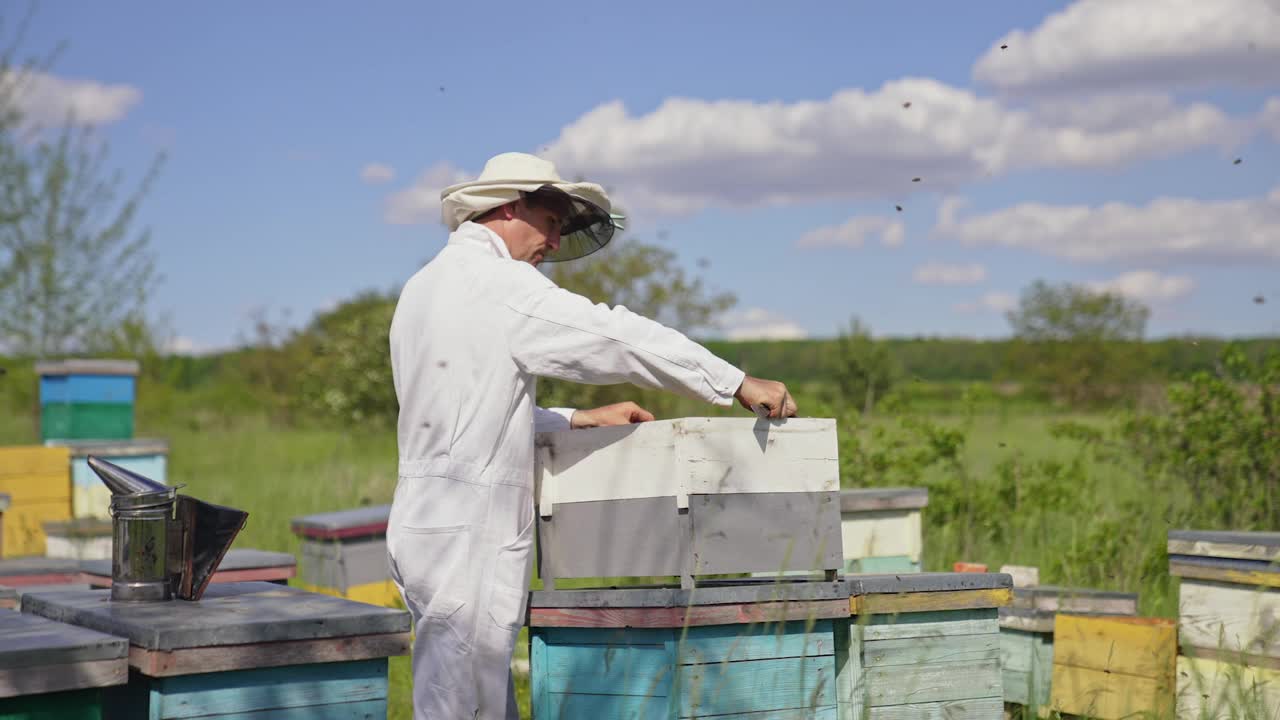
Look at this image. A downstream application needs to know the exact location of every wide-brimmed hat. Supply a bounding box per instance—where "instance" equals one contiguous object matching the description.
[440,152,622,262]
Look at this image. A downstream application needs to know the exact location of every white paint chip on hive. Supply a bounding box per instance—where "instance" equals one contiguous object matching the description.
[535,418,838,517]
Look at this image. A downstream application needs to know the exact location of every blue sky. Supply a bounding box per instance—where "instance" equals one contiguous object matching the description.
[21,0,1280,351]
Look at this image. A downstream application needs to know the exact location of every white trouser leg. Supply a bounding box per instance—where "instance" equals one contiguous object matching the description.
[388,475,534,720]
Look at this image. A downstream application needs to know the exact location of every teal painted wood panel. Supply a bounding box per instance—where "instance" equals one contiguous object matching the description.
[133,660,386,719]
[154,700,387,719]
[680,655,836,717]
[862,634,1000,667]
[860,609,999,641]
[998,628,1052,708]
[867,697,1003,719]
[678,621,834,666]
[545,692,670,720]
[542,641,673,697]
[40,376,135,405]
[864,659,1001,707]
[541,627,671,647]
[683,706,838,719]
[0,688,102,720]
[846,556,919,574]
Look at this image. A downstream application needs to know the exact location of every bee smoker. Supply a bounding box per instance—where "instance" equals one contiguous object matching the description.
[90,455,249,602]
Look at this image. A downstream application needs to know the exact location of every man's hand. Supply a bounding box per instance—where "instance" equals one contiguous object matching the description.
[570,401,656,429]
[734,376,798,419]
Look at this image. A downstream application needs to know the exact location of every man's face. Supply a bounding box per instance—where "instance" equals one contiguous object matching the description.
[507,200,563,266]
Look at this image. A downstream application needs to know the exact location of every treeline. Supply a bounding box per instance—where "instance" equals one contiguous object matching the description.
[703,336,1279,386]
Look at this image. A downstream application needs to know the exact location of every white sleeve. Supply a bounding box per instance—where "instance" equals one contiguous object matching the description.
[534,406,576,432]
[503,282,745,406]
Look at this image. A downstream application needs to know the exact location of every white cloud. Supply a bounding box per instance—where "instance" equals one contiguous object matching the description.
[935,186,1280,264]
[797,216,904,249]
[913,262,987,286]
[720,308,808,341]
[1087,270,1196,303]
[955,292,1019,314]
[1263,97,1280,141]
[384,162,470,225]
[539,80,1242,217]
[163,336,215,356]
[973,0,1280,95]
[2,70,141,126]
[360,163,396,185]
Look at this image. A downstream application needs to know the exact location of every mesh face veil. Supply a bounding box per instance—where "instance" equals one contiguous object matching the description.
[525,186,620,263]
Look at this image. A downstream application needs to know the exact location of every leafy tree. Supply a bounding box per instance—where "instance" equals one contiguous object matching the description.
[1005,280,1150,407]
[290,291,398,427]
[834,317,898,413]
[0,13,163,357]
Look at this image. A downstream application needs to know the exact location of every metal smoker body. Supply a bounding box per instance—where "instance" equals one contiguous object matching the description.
[91,455,249,602]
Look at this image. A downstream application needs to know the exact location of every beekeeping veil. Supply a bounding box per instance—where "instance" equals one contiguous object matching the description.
[440,152,622,262]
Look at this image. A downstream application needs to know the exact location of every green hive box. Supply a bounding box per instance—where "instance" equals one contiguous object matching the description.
[35,360,139,442]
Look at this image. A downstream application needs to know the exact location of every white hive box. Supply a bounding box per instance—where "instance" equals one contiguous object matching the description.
[534,417,842,588]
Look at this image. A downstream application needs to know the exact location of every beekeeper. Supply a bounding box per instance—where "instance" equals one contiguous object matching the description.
[387,151,797,719]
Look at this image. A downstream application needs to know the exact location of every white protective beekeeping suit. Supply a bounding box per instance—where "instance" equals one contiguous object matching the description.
[388,215,745,718]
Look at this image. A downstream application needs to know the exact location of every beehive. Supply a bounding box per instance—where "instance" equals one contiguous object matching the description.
[1168,529,1280,719]
[529,580,847,718]
[41,519,113,560]
[837,572,1012,719]
[22,582,411,720]
[839,487,927,573]
[0,609,127,719]
[535,418,842,587]
[35,360,139,442]
[998,585,1139,710]
[1048,614,1177,719]
[47,438,168,520]
[291,504,399,606]
[0,446,71,557]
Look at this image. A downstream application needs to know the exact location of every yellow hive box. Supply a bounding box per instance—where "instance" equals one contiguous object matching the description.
[0,446,72,557]
[1050,613,1177,719]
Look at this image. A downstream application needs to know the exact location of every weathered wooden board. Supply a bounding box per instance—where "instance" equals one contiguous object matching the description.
[851,588,1012,615]
[845,573,1011,595]
[535,418,837,514]
[1175,653,1280,720]
[0,585,15,610]
[21,582,410,652]
[999,628,1053,707]
[1178,578,1280,658]
[863,698,1003,720]
[1011,585,1139,615]
[35,359,139,378]
[298,537,390,590]
[1168,529,1280,563]
[530,599,850,628]
[0,611,126,698]
[1170,554,1280,588]
[531,617,840,718]
[1049,614,1176,719]
[106,658,388,719]
[131,631,411,677]
[839,488,928,513]
[291,504,391,540]
[529,579,845,608]
[690,491,843,575]
[861,609,1000,642]
[0,556,84,586]
[841,509,922,567]
[0,446,71,558]
[537,496,685,579]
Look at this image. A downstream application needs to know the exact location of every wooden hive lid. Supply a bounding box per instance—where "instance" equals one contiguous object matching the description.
[839,486,928,512]
[34,359,140,377]
[1168,529,1280,563]
[21,581,411,652]
[290,504,392,539]
[0,610,126,684]
[48,438,170,457]
[1167,553,1280,588]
